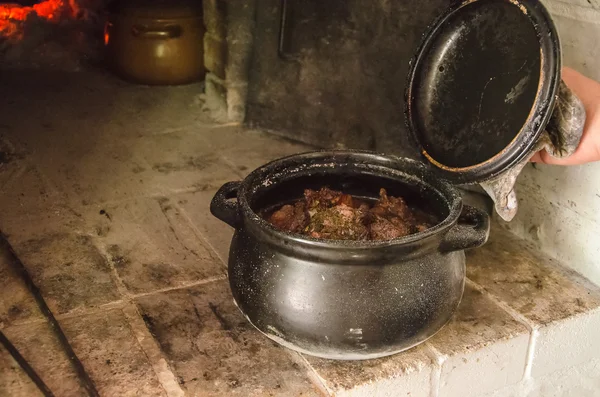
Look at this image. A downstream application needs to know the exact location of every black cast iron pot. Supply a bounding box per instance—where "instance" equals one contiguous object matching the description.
[210,151,490,360]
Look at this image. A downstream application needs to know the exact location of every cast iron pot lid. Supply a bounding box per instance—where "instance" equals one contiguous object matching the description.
[405,0,560,185]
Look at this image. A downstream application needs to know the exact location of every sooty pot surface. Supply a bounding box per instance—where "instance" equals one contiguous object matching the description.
[210,151,489,360]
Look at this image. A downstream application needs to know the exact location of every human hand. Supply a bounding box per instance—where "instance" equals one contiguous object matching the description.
[531,67,600,165]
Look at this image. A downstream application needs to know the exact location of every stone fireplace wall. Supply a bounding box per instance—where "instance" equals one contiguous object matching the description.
[203,0,256,123]
[204,0,449,148]
[243,0,449,156]
[505,0,600,286]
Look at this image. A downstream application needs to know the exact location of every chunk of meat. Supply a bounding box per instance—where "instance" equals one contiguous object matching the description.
[306,204,369,240]
[412,208,438,232]
[369,215,411,240]
[370,188,414,222]
[366,188,417,239]
[268,201,308,233]
[304,187,356,210]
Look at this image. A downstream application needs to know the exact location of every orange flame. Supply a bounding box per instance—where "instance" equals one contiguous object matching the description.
[0,1,80,37]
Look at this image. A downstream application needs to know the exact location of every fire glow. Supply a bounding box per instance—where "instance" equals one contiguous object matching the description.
[0,1,80,37]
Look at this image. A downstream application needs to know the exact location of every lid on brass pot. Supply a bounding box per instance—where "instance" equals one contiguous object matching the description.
[405,0,560,185]
[109,0,203,19]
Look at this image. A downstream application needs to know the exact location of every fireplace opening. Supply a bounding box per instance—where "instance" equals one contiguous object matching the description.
[0,1,599,396]
[0,0,106,71]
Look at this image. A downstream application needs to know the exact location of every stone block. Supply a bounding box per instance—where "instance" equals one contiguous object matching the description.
[203,0,227,39]
[62,308,167,396]
[135,280,321,396]
[224,2,256,122]
[429,286,530,397]
[203,74,229,122]
[305,346,434,397]
[2,308,168,396]
[201,125,311,172]
[531,309,600,378]
[176,188,234,266]
[467,225,600,378]
[482,358,600,397]
[0,71,213,206]
[226,83,248,123]
[0,245,44,327]
[225,2,256,85]
[528,357,600,397]
[1,321,84,396]
[126,127,240,195]
[0,346,43,397]
[9,232,121,315]
[0,165,83,241]
[0,135,24,193]
[204,33,227,80]
[90,197,225,295]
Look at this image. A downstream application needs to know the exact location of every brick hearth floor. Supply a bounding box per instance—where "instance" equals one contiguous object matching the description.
[1,70,599,397]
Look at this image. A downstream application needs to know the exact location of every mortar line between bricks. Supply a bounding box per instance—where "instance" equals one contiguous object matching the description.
[205,122,242,128]
[91,229,227,300]
[150,123,215,136]
[256,127,321,150]
[54,301,128,320]
[93,240,130,298]
[130,275,227,299]
[465,278,537,330]
[424,343,445,397]
[1,300,129,330]
[429,363,442,397]
[182,126,246,178]
[290,352,333,396]
[218,153,247,179]
[174,201,229,267]
[1,316,47,329]
[522,328,539,379]
[173,196,227,267]
[167,184,225,195]
[0,162,26,196]
[71,188,210,209]
[465,278,538,382]
[121,305,185,397]
[0,156,48,198]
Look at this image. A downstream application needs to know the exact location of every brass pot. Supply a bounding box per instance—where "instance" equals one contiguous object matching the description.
[105,0,205,85]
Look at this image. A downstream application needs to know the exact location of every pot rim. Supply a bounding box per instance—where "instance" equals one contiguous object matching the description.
[108,14,203,22]
[236,150,463,250]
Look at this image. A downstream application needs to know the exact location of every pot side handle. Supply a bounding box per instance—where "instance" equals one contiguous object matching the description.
[132,24,183,39]
[210,181,242,228]
[439,205,490,253]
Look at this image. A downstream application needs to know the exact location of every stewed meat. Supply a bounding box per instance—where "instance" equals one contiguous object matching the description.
[265,187,436,241]
[268,201,308,233]
[368,189,415,240]
[306,204,370,240]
